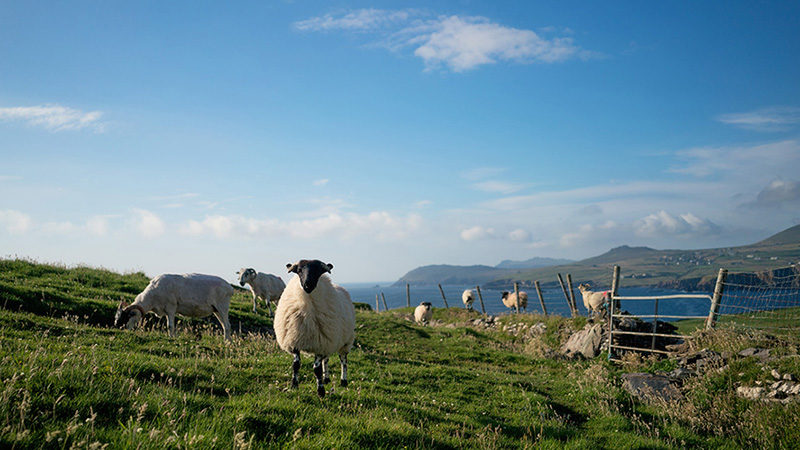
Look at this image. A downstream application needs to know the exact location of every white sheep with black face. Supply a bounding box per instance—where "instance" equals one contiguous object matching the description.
[501,291,528,313]
[114,273,233,340]
[578,283,610,318]
[273,259,356,398]
[414,301,433,324]
[236,267,286,315]
[462,289,475,310]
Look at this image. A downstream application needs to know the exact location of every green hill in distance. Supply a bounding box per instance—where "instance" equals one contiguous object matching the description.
[395,224,800,290]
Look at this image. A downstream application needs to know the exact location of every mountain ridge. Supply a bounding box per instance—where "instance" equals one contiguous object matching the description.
[394,224,800,289]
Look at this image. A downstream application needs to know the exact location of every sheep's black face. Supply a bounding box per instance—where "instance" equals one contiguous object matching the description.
[114,307,133,328]
[287,259,333,294]
[238,268,255,287]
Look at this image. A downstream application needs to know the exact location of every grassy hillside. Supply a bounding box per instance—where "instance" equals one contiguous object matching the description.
[1,259,799,449]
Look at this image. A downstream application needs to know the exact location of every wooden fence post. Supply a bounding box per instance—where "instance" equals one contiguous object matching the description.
[534,281,547,315]
[706,268,728,330]
[476,285,486,315]
[607,266,621,361]
[566,274,578,316]
[406,284,410,308]
[438,284,449,308]
[514,282,521,314]
[376,294,380,312]
[557,273,574,317]
[381,293,388,311]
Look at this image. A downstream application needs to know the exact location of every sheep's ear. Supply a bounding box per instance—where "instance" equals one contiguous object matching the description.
[286,263,298,273]
[118,300,128,309]
[325,263,333,273]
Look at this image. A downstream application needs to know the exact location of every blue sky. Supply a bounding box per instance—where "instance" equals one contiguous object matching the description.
[2,1,799,283]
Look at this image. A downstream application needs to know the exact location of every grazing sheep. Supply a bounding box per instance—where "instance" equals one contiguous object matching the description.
[501,291,528,313]
[462,289,475,310]
[578,283,610,318]
[274,259,356,398]
[414,301,433,324]
[236,267,286,315]
[114,273,233,340]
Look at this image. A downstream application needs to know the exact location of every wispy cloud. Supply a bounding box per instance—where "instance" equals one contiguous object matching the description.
[131,209,165,238]
[716,107,800,132]
[472,180,526,194]
[179,211,424,242]
[740,179,800,210]
[670,139,800,178]
[293,9,596,72]
[293,8,415,32]
[0,209,33,234]
[0,104,106,132]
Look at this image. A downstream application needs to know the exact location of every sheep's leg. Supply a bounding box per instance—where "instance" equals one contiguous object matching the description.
[313,356,326,397]
[264,297,273,316]
[167,315,176,338]
[214,310,231,341]
[322,356,330,384]
[339,353,349,387]
[291,350,301,388]
[251,293,258,313]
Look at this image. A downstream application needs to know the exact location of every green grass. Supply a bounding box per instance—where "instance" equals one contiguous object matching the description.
[1,258,799,449]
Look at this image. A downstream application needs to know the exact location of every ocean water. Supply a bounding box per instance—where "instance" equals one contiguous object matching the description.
[339,283,711,320]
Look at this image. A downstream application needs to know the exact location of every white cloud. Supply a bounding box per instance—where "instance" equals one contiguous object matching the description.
[0,209,33,234]
[414,15,587,71]
[293,10,594,72]
[716,107,800,132]
[132,209,165,238]
[508,228,530,242]
[460,225,495,241]
[633,211,719,238]
[313,178,330,187]
[0,104,106,132]
[86,216,111,236]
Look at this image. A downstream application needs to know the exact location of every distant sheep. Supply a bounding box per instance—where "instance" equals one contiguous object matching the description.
[274,259,356,398]
[236,267,286,315]
[462,289,475,310]
[578,283,610,318]
[414,301,433,324]
[115,273,233,340]
[501,291,528,313]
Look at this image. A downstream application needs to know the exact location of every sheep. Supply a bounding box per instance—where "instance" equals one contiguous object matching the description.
[274,259,356,398]
[578,283,611,318]
[236,267,286,315]
[114,273,233,340]
[501,290,528,313]
[462,289,475,310]
[414,301,433,324]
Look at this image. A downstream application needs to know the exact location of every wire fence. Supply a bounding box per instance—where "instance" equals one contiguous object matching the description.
[717,265,800,334]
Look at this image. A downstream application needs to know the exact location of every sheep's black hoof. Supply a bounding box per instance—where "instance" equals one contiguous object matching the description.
[291,380,299,388]
[340,379,348,387]
[317,386,326,398]
[323,377,331,384]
